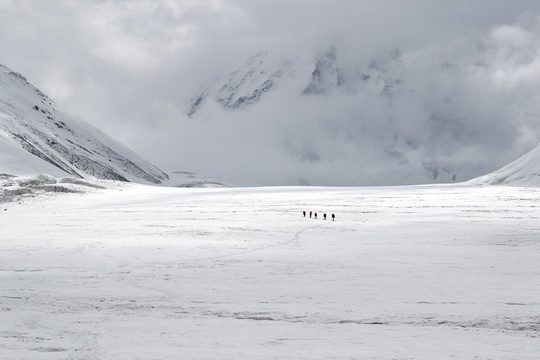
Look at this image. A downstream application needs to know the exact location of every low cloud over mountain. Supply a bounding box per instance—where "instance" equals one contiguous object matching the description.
[2,1,540,185]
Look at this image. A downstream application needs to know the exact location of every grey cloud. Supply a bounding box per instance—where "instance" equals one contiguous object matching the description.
[2,1,540,185]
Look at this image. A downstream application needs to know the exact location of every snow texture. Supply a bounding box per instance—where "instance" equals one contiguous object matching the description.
[1,179,539,359]
[0,174,110,203]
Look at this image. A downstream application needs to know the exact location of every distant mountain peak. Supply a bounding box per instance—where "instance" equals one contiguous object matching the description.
[188,48,405,118]
[188,51,295,117]
[303,47,339,95]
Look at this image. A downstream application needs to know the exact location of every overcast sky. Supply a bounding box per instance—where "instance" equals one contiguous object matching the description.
[2,1,540,185]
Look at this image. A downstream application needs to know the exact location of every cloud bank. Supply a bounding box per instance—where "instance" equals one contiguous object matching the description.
[2,1,540,185]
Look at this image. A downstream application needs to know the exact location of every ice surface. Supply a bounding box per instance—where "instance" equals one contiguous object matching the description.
[1,182,539,359]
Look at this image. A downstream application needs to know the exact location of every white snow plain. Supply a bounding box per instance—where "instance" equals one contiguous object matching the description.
[1,181,540,359]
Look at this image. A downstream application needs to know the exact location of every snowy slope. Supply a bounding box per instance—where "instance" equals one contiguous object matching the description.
[1,183,539,358]
[0,131,67,177]
[188,51,298,117]
[0,64,169,184]
[468,143,540,186]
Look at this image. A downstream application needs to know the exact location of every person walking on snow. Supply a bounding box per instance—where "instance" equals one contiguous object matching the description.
[314,212,317,219]
[309,211,312,218]
[324,213,327,220]
[332,214,335,221]
[303,211,306,217]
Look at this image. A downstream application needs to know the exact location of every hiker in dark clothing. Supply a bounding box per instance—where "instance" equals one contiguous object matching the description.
[324,213,326,220]
[303,211,306,217]
[309,211,312,218]
[314,212,317,219]
[332,214,335,221]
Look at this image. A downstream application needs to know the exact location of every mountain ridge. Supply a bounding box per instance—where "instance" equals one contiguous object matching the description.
[0,64,169,184]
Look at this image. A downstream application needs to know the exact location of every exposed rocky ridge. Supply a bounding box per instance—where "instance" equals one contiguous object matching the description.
[188,51,295,117]
[0,64,169,184]
[188,48,402,117]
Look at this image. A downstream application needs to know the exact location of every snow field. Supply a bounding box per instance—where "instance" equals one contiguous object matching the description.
[1,183,540,359]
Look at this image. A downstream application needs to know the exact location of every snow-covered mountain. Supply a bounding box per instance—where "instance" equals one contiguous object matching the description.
[188,47,396,116]
[468,143,540,186]
[0,64,169,184]
[188,51,296,117]
[188,48,399,117]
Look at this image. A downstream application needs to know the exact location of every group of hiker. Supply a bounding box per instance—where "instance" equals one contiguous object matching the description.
[303,210,335,221]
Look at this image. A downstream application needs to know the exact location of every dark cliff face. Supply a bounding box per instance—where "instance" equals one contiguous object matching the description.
[0,65,169,184]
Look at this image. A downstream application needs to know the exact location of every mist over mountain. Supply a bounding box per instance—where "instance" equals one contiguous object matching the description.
[2,1,540,186]
[185,27,540,185]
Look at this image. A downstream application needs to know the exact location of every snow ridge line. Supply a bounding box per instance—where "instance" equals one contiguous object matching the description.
[195,221,331,261]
